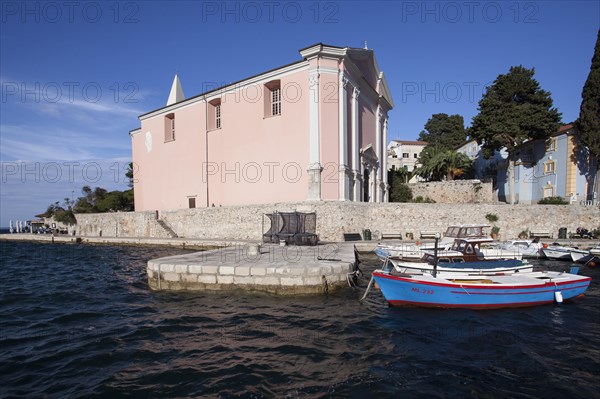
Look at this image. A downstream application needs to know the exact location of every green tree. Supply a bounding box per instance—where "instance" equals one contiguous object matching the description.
[576,30,600,196]
[96,191,134,212]
[418,114,467,150]
[415,148,472,181]
[471,65,562,204]
[42,199,76,225]
[126,162,135,188]
[73,186,134,213]
[388,169,413,202]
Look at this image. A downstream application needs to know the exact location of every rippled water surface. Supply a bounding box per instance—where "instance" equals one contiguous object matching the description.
[1,241,599,398]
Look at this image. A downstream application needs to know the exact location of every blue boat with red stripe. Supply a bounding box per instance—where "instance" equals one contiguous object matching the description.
[371,269,591,309]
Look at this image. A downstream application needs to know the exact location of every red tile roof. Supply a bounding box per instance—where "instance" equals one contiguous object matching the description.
[558,124,574,132]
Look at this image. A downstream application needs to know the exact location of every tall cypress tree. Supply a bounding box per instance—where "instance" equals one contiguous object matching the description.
[576,30,600,197]
[471,66,561,204]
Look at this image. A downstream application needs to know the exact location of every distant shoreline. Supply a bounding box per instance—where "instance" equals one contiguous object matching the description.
[1,232,598,253]
[0,233,233,251]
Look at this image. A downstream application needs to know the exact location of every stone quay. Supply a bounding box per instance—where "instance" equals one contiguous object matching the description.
[146,243,357,295]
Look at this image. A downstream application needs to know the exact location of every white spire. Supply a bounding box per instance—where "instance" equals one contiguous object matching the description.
[364,41,368,50]
[166,74,185,105]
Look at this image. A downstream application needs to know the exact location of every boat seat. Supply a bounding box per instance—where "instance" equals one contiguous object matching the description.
[420,231,439,239]
[381,232,402,240]
[530,230,553,238]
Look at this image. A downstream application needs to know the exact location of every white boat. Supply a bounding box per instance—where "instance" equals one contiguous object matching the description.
[570,245,600,263]
[492,239,543,258]
[542,244,583,261]
[571,249,592,263]
[378,237,532,277]
[479,247,523,260]
[377,224,491,260]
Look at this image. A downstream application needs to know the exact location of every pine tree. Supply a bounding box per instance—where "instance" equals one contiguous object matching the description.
[471,66,561,204]
[418,113,466,150]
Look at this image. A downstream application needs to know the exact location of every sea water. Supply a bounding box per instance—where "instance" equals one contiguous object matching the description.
[1,241,599,397]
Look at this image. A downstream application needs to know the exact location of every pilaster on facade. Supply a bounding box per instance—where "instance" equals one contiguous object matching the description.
[351,86,361,201]
[339,166,353,201]
[382,118,389,202]
[378,181,387,203]
[353,170,363,202]
[375,104,384,202]
[307,69,322,201]
[338,72,350,201]
[307,162,324,201]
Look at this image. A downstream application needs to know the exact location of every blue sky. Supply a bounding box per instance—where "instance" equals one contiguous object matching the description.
[1,1,598,226]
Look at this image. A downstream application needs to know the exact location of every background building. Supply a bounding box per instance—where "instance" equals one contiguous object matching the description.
[386,140,427,183]
[457,124,597,204]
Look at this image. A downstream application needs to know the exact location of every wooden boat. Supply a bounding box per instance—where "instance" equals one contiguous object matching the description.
[371,269,591,309]
[377,237,532,277]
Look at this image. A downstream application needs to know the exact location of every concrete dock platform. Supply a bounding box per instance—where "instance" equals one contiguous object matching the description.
[147,243,357,295]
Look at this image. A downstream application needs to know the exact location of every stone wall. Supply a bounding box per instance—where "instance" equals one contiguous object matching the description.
[76,202,600,243]
[76,211,172,238]
[409,179,494,203]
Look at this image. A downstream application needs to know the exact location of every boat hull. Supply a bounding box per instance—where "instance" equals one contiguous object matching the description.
[372,271,591,309]
[542,248,573,260]
[389,258,532,276]
[571,250,591,263]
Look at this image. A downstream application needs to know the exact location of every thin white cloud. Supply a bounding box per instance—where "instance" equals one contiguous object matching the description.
[0,124,131,161]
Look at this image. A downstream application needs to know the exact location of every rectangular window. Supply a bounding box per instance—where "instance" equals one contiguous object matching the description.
[164,113,175,142]
[414,153,418,158]
[402,153,409,158]
[264,80,281,117]
[215,104,221,129]
[544,160,556,174]
[188,197,196,208]
[546,138,557,151]
[208,99,221,130]
[272,88,281,116]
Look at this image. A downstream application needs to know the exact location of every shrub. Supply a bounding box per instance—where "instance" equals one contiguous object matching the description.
[390,182,413,203]
[413,196,436,203]
[538,196,568,205]
[485,213,499,223]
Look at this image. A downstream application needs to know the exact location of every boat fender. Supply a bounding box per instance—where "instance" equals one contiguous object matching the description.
[543,243,549,249]
[554,291,563,303]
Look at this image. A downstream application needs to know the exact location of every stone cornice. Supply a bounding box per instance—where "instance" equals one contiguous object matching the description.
[299,43,346,60]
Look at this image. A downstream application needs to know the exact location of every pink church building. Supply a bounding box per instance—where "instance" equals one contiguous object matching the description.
[130,43,394,211]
